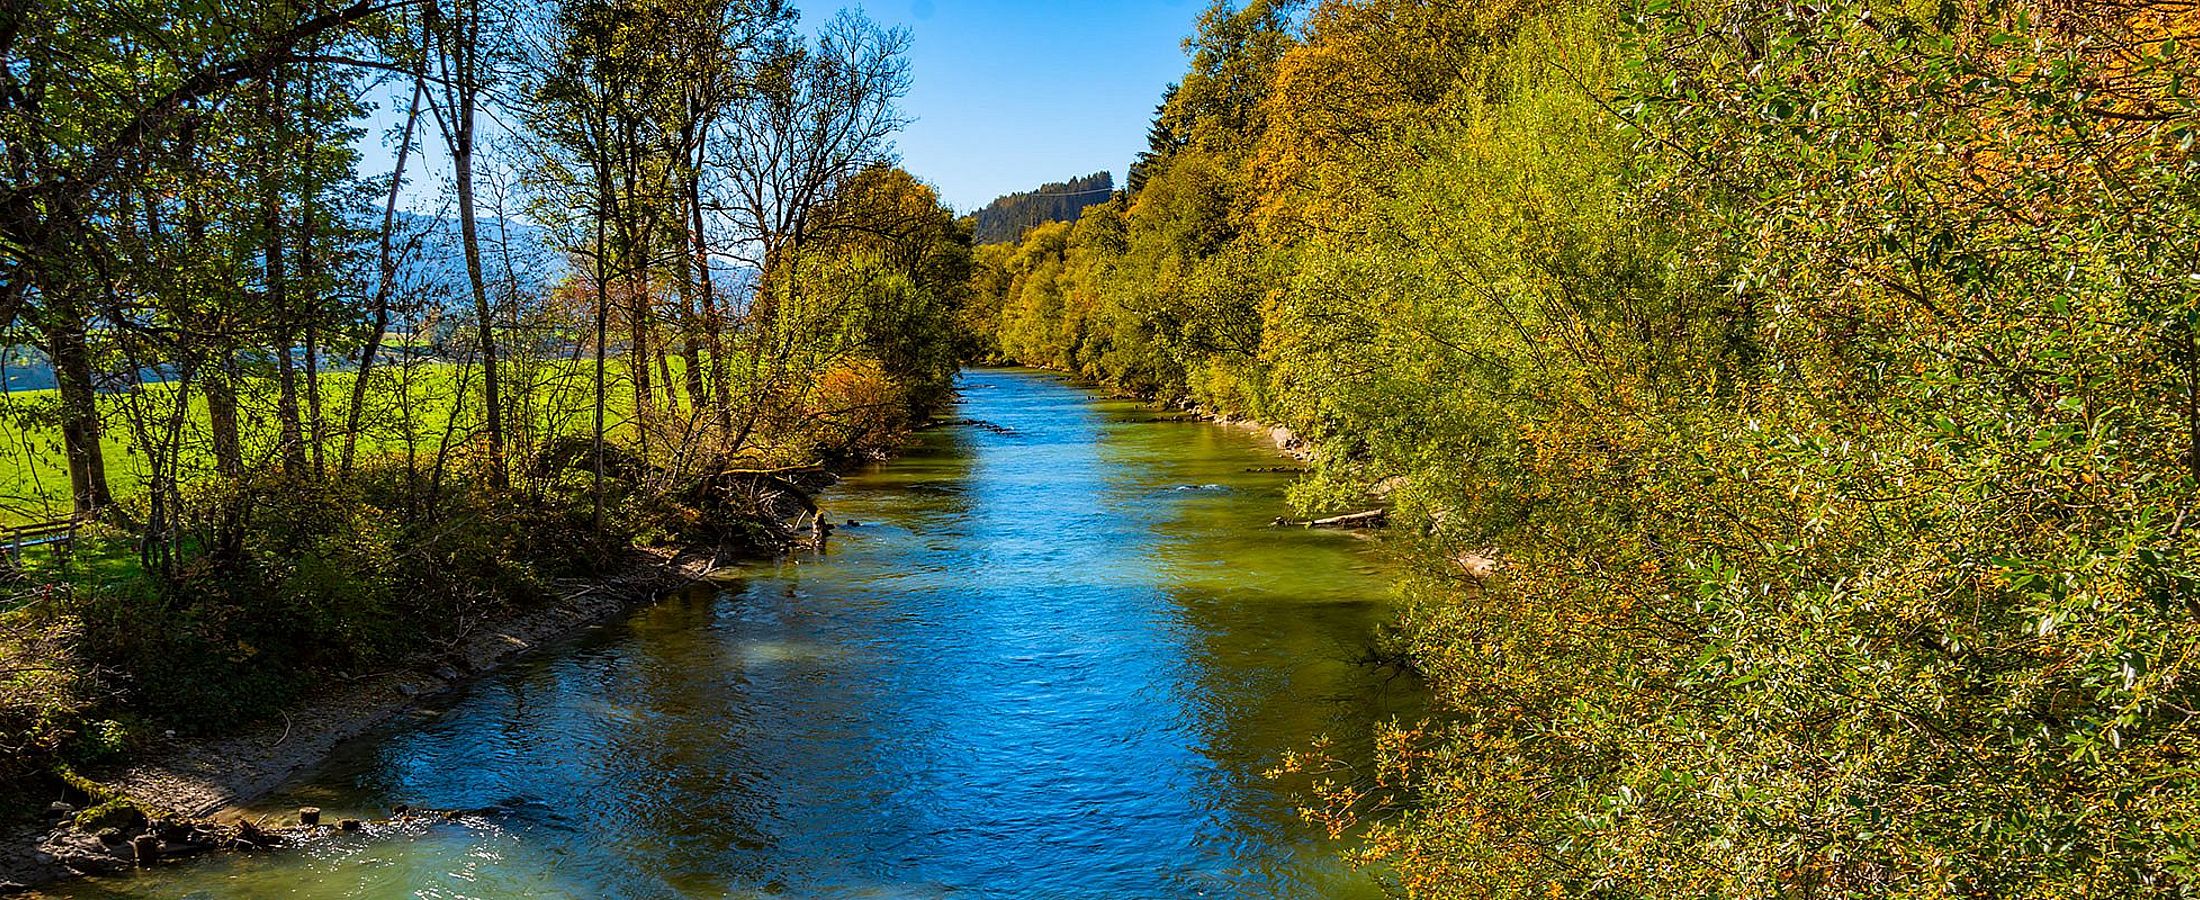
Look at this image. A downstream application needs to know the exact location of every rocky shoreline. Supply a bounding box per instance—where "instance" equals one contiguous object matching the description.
[0,545,733,893]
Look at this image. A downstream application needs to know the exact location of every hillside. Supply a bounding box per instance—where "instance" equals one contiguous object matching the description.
[968,172,1114,245]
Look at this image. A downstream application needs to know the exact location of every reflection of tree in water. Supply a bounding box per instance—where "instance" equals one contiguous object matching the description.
[1092,390,1423,893]
[595,591,783,887]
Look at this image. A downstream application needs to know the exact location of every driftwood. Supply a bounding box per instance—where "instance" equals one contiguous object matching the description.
[719,464,829,478]
[956,418,1019,436]
[1271,509,1387,530]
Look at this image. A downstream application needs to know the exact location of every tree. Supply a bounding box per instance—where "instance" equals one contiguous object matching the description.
[426,0,512,486]
[716,8,910,451]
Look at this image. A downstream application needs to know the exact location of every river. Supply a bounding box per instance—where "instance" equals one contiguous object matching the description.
[48,368,1418,899]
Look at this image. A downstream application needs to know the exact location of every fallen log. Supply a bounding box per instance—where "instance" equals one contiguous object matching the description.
[1271,509,1387,530]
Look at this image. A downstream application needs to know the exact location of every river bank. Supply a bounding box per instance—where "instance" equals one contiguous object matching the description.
[0,545,734,890]
[0,444,879,891]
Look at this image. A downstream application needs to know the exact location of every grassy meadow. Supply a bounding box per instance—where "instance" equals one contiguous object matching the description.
[0,357,663,526]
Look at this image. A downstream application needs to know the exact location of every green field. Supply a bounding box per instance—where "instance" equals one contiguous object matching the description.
[0,358,662,526]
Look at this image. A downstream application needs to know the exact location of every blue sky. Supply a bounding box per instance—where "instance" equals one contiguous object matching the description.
[796,0,1201,211]
[359,2,1201,216]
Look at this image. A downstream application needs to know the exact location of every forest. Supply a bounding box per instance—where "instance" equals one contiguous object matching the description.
[966,0,2200,896]
[967,171,1115,246]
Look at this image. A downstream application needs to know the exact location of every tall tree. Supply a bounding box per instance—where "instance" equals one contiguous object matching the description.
[717,9,910,450]
[427,0,510,486]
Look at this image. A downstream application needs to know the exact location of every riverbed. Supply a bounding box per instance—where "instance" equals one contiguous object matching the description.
[46,368,1417,898]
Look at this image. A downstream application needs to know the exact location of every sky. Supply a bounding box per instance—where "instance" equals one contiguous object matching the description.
[794,0,1202,212]
[359,1,1204,217]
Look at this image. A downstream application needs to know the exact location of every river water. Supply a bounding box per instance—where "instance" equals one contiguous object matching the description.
[51,368,1416,899]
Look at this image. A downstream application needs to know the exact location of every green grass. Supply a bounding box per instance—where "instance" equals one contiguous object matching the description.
[0,357,678,526]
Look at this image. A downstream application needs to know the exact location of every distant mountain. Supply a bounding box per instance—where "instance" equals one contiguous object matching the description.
[0,214,567,394]
[970,172,1115,245]
[384,211,564,311]
[0,215,767,394]
[1,346,52,393]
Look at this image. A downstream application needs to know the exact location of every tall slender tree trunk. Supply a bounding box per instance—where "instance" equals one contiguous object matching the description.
[656,342,679,412]
[179,114,242,480]
[345,75,425,475]
[592,156,611,530]
[297,59,326,478]
[44,302,110,515]
[670,152,707,418]
[298,202,326,478]
[206,360,242,478]
[629,285,653,460]
[267,197,307,475]
[621,140,653,463]
[689,165,734,437]
[454,139,506,487]
[432,0,506,488]
[262,73,306,475]
[133,179,180,568]
[674,277,706,415]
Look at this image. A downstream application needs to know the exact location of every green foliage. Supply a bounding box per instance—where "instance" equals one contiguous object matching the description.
[968,0,2200,895]
[0,439,757,797]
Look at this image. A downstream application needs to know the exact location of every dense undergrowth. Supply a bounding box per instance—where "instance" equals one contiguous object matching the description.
[970,0,2200,895]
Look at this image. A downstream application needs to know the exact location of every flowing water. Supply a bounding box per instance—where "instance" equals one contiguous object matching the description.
[50,368,1418,899]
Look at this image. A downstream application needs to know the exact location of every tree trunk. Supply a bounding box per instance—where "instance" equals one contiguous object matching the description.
[297,59,326,478]
[454,136,506,488]
[206,360,242,478]
[269,288,306,475]
[261,71,306,475]
[344,75,424,475]
[298,202,325,478]
[432,0,506,488]
[44,305,110,515]
[180,111,242,480]
[689,165,734,437]
[268,194,308,475]
[592,159,611,530]
[629,286,653,461]
[656,343,679,414]
[1272,509,1388,530]
[672,166,707,418]
[622,139,653,463]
